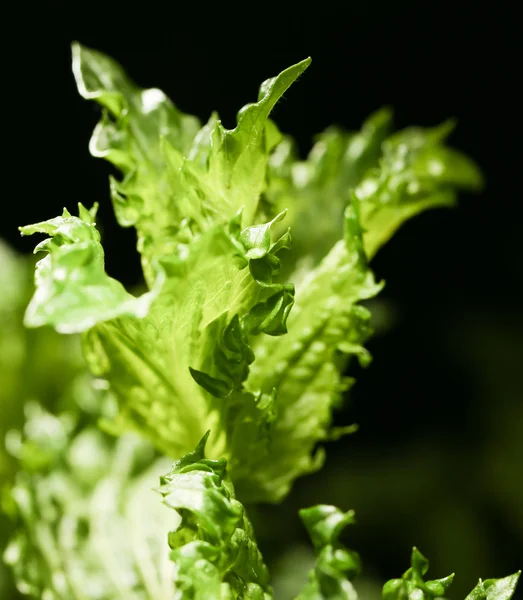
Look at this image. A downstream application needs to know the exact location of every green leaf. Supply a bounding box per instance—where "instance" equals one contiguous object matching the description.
[0,240,90,600]
[237,196,382,502]
[202,59,311,228]
[263,107,392,274]
[23,45,485,509]
[20,190,377,504]
[19,204,161,334]
[157,434,272,599]
[297,505,360,600]
[13,41,517,600]
[356,120,483,258]
[72,42,202,285]
[465,572,521,600]
[383,551,520,600]
[77,212,292,471]
[73,42,310,286]
[382,547,455,600]
[264,108,482,270]
[4,401,177,600]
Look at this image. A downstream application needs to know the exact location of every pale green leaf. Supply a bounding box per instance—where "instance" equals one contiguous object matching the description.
[19,204,161,334]
[158,433,271,599]
[238,197,381,502]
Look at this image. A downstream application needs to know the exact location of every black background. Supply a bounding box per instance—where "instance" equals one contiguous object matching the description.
[6,2,522,597]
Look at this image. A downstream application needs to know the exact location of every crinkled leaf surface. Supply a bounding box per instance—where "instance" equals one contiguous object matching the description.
[21,43,484,505]
[356,120,483,258]
[73,43,309,285]
[4,400,176,600]
[383,549,520,600]
[72,42,202,285]
[264,109,482,270]
[382,547,455,600]
[296,505,360,600]
[238,197,381,501]
[263,107,392,275]
[157,433,271,600]
[19,204,161,334]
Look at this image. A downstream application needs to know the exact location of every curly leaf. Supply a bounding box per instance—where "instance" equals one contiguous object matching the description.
[383,550,520,600]
[19,204,161,333]
[264,109,482,269]
[465,573,521,600]
[4,401,176,600]
[297,505,360,600]
[264,107,392,274]
[75,211,291,474]
[72,42,204,284]
[73,43,309,285]
[238,197,382,502]
[22,45,485,509]
[202,59,311,228]
[157,433,271,599]
[357,120,483,258]
[382,547,455,600]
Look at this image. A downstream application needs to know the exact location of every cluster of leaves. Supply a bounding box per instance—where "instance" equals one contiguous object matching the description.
[3,42,519,600]
[18,43,483,503]
[0,242,87,599]
[5,417,521,599]
[382,549,520,600]
[4,397,176,600]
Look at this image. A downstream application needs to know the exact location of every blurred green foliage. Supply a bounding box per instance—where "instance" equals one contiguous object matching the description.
[0,241,84,598]
[252,306,523,599]
[2,236,521,600]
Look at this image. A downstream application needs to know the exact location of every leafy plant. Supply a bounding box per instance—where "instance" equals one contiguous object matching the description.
[0,241,86,599]
[3,43,519,599]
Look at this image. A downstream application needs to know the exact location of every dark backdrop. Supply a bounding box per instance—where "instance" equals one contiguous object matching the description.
[6,3,522,597]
